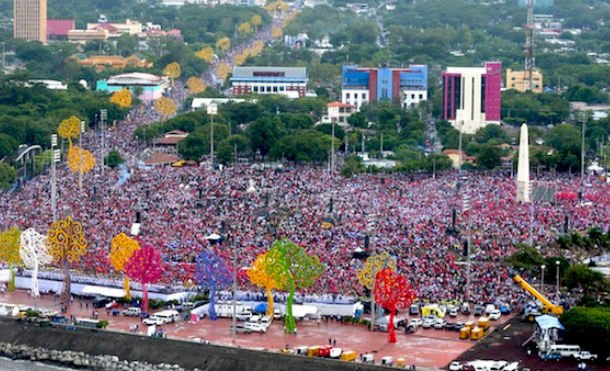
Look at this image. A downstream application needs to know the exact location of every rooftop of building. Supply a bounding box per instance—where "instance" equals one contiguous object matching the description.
[232,66,307,78]
[327,101,356,108]
[106,72,165,85]
[47,19,75,36]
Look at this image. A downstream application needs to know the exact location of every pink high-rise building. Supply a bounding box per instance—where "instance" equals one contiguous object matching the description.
[441,62,502,134]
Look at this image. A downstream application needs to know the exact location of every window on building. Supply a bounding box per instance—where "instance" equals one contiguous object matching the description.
[411,94,415,99]
[354,93,358,99]
[511,83,515,87]
[273,86,278,92]
[253,86,259,92]
[419,94,423,99]
[339,117,344,123]
[280,86,285,91]
[346,93,350,99]
[363,93,367,100]
[266,86,271,92]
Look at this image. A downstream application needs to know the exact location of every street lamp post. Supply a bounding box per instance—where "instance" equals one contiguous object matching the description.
[555,260,560,299]
[463,194,472,302]
[330,120,335,177]
[100,109,107,177]
[207,103,218,167]
[51,134,59,222]
[79,121,85,195]
[541,264,545,294]
[366,212,377,331]
[458,120,464,172]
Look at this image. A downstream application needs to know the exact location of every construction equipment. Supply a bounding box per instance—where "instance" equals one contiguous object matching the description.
[513,275,563,316]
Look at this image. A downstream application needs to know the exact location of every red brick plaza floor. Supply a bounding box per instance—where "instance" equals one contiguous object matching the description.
[0,290,513,369]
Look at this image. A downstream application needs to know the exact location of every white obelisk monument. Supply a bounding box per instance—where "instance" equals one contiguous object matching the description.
[516,123,530,202]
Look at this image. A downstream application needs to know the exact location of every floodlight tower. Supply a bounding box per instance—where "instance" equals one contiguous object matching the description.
[524,0,535,91]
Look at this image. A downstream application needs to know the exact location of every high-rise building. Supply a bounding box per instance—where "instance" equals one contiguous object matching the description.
[441,62,502,135]
[13,0,47,43]
[341,65,428,111]
[230,66,308,98]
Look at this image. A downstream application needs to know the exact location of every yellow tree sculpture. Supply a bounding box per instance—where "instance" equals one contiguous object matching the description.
[110,233,140,299]
[216,37,231,53]
[0,227,22,291]
[154,97,177,120]
[247,253,282,316]
[67,146,96,174]
[238,21,252,35]
[109,88,132,108]
[356,251,397,290]
[48,216,87,304]
[57,116,81,148]
[186,76,207,95]
[216,63,232,82]
[271,27,283,39]
[195,46,215,63]
[251,14,262,32]
[163,62,181,87]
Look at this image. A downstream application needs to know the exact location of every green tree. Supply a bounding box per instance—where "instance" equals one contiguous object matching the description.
[0,134,18,159]
[247,117,280,160]
[560,307,610,356]
[341,154,365,177]
[476,144,502,169]
[563,264,610,294]
[104,149,124,168]
[0,163,16,190]
[504,243,544,273]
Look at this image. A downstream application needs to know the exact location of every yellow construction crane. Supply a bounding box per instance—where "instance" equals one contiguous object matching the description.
[513,275,563,316]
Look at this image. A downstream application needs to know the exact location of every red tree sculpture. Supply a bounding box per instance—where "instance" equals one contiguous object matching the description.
[124,242,162,313]
[374,267,416,343]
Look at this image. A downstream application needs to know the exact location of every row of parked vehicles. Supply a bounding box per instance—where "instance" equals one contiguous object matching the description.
[289,346,400,366]
[449,360,519,371]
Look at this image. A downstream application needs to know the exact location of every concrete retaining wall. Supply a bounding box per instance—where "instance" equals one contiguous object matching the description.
[0,317,392,371]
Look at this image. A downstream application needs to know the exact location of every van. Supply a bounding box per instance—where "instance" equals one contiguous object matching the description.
[296,346,308,356]
[470,326,483,340]
[329,348,342,359]
[340,350,356,361]
[362,354,374,364]
[381,356,393,366]
[477,317,490,331]
[236,308,253,321]
[153,310,179,324]
[122,307,141,317]
[459,326,471,339]
[545,344,581,358]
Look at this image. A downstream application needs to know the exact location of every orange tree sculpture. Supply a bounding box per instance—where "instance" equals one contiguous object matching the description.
[0,227,22,291]
[124,242,162,313]
[110,233,140,299]
[247,252,282,316]
[374,268,416,343]
[47,216,87,304]
[265,238,324,334]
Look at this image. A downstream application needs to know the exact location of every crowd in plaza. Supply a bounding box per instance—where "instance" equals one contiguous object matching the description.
[1,20,609,309]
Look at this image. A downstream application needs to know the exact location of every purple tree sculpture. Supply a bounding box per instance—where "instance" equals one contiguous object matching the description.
[195,249,232,320]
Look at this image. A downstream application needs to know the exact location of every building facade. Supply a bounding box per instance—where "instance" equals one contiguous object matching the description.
[341,65,428,111]
[14,0,47,43]
[506,68,543,93]
[441,62,502,134]
[230,66,307,98]
[96,73,168,101]
[326,101,356,127]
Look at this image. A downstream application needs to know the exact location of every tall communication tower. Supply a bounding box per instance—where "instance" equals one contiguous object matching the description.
[524,0,535,91]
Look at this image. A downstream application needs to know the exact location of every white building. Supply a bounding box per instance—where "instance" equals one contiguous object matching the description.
[325,101,356,127]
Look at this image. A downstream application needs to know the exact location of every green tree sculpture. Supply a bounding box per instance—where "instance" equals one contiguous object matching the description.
[265,238,324,334]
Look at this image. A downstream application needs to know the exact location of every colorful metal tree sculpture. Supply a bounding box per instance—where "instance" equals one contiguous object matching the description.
[0,227,22,291]
[20,228,52,297]
[57,116,81,147]
[154,97,177,120]
[47,216,87,304]
[356,251,396,290]
[186,76,207,95]
[110,233,140,299]
[124,242,162,313]
[195,46,215,62]
[265,238,325,334]
[247,253,282,316]
[374,268,416,343]
[195,249,232,320]
[67,146,96,174]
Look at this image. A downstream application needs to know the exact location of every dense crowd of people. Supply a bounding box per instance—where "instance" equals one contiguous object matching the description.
[1,13,609,308]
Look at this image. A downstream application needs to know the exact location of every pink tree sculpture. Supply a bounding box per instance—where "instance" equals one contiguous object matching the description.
[124,242,162,313]
[374,267,416,343]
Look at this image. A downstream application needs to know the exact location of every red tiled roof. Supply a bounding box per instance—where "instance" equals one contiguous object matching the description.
[142,152,181,165]
[155,136,185,145]
[327,101,356,108]
[47,19,75,36]
[96,23,119,32]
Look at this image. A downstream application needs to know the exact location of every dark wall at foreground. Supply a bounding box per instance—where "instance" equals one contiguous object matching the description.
[0,317,396,371]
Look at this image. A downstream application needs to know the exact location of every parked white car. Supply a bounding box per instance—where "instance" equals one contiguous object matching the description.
[489,309,501,320]
[142,317,164,326]
[122,307,141,317]
[409,318,423,327]
[449,361,462,371]
[422,318,434,328]
[574,351,598,361]
[260,315,272,329]
[244,322,266,333]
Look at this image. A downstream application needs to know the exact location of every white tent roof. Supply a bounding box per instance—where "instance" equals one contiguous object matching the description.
[206,233,221,240]
[81,286,126,298]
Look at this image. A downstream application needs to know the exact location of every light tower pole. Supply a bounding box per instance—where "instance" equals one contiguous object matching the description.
[79,121,85,195]
[51,134,59,222]
[462,194,472,302]
[207,103,218,167]
[100,109,107,177]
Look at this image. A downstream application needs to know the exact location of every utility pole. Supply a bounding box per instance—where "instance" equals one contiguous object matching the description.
[51,134,59,222]
[207,103,218,166]
[462,194,471,302]
[524,0,535,91]
[580,113,586,183]
[458,120,464,172]
[366,212,377,331]
[79,121,84,195]
[230,203,237,345]
[100,109,107,177]
[330,120,335,177]
[541,264,545,294]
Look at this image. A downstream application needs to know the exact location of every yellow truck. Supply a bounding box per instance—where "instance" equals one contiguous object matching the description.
[470,326,483,340]
[340,351,357,362]
[477,317,490,331]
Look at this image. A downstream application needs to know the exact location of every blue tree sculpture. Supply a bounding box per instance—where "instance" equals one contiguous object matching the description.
[195,249,232,320]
